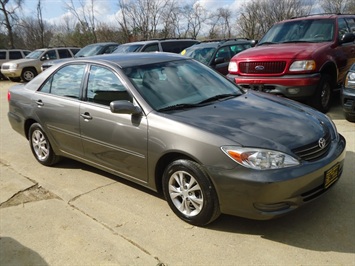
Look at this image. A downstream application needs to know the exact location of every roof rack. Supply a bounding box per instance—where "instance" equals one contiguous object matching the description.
[291,13,343,19]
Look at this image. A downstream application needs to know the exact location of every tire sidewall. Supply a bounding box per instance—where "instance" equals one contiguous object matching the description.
[29,123,57,166]
[312,75,333,113]
[162,159,220,226]
[22,68,36,82]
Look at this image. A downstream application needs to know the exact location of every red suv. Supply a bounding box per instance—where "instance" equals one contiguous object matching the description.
[227,14,355,112]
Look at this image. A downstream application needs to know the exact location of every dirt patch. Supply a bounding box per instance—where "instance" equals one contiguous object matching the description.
[0,184,61,208]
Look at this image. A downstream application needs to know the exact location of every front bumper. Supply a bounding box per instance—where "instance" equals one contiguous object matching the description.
[207,134,346,220]
[227,73,321,99]
[1,69,22,78]
[341,87,355,117]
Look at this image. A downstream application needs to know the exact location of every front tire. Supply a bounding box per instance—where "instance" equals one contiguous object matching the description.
[311,74,333,113]
[162,159,220,226]
[21,68,37,82]
[29,123,59,166]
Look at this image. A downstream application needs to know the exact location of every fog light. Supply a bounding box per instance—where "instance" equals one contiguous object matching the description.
[287,88,300,95]
[254,202,291,212]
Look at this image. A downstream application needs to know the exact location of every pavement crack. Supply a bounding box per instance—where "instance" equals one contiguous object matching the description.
[0,184,61,208]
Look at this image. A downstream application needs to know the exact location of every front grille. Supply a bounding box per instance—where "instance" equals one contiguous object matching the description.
[239,61,286,74]
[292,130,331,161]
[2,65,9,70]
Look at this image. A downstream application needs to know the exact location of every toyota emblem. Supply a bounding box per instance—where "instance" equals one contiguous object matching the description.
[318,138,326,149]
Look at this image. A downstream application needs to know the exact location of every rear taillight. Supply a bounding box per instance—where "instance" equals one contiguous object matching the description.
[7,91,11,102]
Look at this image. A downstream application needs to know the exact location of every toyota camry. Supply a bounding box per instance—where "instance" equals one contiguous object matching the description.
[7,53,346,226]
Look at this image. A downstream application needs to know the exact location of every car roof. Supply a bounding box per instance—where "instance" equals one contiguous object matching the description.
[85,42,119,46]
[120,39,198,45]
[283,13,354,23]
[72,52,189,68]
[186,39,252,49]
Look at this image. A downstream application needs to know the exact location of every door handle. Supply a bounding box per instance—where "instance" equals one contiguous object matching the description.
[80,112,93,120]
[35,99,44,107]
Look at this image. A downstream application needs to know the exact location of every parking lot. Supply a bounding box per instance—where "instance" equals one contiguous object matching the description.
[0,80,354,265]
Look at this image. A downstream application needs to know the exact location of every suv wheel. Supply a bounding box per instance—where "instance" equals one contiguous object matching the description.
[311,74,333,113]
[21,68,37,82]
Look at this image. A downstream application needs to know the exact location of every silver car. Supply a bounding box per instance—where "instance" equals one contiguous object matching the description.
[7,53,346,226]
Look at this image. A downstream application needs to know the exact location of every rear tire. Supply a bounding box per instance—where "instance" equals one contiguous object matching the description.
[162,159,220,226]
[345,113,355,122]
[310,74,333,113]
[8,77,21,82]
[29,123,60,166]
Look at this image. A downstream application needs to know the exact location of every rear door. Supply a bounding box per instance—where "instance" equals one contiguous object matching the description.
[33,64,87,157]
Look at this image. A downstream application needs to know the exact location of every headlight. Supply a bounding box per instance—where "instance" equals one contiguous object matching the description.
[221,146,300,170]
[344,71,355,89]
[228,61,238,72]
[289,60,316,71]
[7,63,18,70]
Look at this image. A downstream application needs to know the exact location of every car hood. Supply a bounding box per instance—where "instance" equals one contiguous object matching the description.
[3,58,39,66]
[166,91,328,151]
[235,42,329,60]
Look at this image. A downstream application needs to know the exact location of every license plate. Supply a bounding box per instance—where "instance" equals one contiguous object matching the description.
[324,163,340,189]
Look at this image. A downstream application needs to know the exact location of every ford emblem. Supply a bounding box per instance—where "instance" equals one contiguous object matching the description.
[255,65,265,71]
[318,138,326,149]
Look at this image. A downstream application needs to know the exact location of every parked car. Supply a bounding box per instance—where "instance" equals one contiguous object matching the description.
[113,39,199,54]
[228,13,355,113]
[341,63,355,122]
[181,39,254,75]
[0,49,31,80]
[41,42,119,71]
[1,47,80,82]
[7,53,346,226]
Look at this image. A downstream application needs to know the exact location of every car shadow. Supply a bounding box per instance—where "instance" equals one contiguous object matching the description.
[52,148,354,255]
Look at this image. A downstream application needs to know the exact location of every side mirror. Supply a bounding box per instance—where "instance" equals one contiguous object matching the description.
[214,57,225,65]
[251,40,258,47]
[110,100,142,115]
[340,32,355,44]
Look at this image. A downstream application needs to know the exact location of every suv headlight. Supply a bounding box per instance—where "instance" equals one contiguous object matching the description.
[7,63,18,70]
[228,61,238,72]
[289,60,316,71]
[221,146,300,170]
[344,71,355,89]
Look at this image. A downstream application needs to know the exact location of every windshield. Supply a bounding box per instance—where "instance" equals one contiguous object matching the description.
[25,50,44,59]
[259,19,335,44]
[114,44,143,53]
[75,45,102,57]
[122,59,243,111]
[183,47,216,65]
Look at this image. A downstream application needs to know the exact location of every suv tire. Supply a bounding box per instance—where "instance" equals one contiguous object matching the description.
[21,68,37,82]
[311,74,332,113]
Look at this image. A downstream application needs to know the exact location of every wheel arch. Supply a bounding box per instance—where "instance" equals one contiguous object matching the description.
[24,118,38,140]
[319,61,338,89]
[154,152,199,194]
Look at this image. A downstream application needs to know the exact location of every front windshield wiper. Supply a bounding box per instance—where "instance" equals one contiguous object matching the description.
[198,93,239,104]
[158,103,200,112]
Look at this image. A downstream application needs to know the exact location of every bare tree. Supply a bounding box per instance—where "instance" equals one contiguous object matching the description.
[236,0,313,40]
[63,0,98,43]
[183,3,208,39]
[319,0,354,13]
[0,0,23,48]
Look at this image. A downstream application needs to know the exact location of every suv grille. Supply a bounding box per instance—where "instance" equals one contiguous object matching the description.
[239,61,286,74]
[292,131,331,161]
[2,65,9,70]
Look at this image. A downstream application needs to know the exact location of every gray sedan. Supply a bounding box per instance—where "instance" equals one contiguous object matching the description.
[7,53,346,226]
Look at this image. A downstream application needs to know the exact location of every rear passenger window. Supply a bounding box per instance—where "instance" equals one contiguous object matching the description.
[58,49,72,58]
[9,51,22,59]
[39,64,85,99]
[86,65,132,106]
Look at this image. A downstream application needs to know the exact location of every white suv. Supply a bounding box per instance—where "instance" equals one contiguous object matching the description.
[0,49,31,80]
[1,47,80,82]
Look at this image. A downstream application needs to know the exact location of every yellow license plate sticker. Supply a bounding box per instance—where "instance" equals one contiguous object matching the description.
[324,163,340,189]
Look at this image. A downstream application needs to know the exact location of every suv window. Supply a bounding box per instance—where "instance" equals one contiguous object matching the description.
[142,43,159,52]
[0,52,5,59]
[161,41,198,53]
[58,49,72,58]
[9,51,23,59]
[44,50,57,60]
